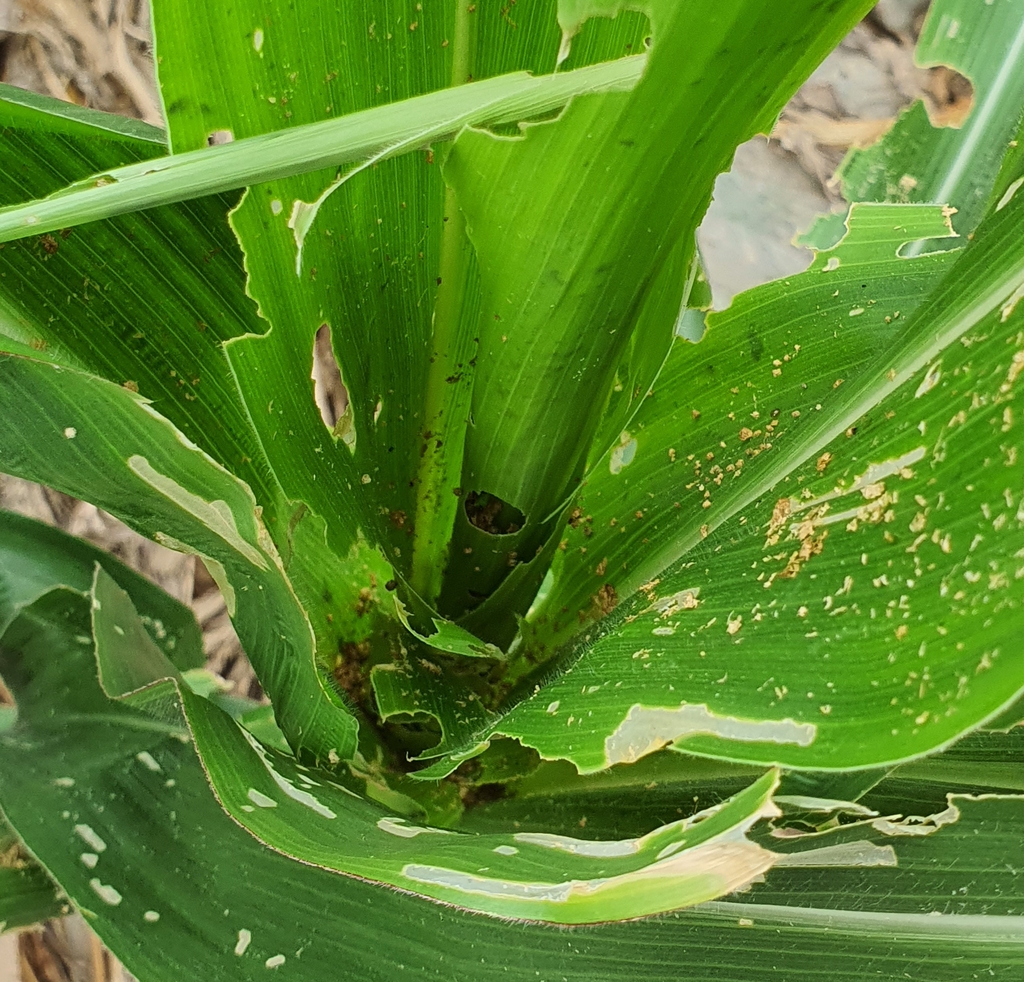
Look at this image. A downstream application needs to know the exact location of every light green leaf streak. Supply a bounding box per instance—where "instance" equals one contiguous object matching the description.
[127,455,269,570]
[0,57,646,243]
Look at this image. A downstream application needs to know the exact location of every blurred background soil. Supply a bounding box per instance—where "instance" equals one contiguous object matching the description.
[0,0,159,123]
[0,0,967,978]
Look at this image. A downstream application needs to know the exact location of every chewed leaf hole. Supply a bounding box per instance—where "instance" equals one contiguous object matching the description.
[609,432,637,474]
[311,325,354,449]
[923,66,974,130]
[465,491,526,536]
[206,130,234,146]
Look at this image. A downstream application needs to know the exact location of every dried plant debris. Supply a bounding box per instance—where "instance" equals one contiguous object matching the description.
[0,0,160,124]
[773,5,969,197]
[16,914,137,982]
[0,476,194,603]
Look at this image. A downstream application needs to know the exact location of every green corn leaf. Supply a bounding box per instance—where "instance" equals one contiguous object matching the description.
[747,791,1024,919]
[91,561,784,925]
[0,815,68,933]
[0,80,164,143]
[426,174,1024,775]
[0,509,202,670]
[0,77,399,583]
[876,726,1024,809]
[0,85,411,768]
[370,654,495,765]
[437,0,872,625]
[0,86,283,521]
[4,0,1024,975]
[458,749,765,839]
[0,512,796,926]
[0,356,360,762]
[148,0,660,617]
[2,569,1023,977]
[0,58,645,243]
[988,102,1024,215]
[525,202,960,663]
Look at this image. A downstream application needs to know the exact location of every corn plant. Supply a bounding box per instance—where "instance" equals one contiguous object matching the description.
[1,0,1024,977]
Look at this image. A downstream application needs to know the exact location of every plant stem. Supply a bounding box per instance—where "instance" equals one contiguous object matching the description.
[409,1,478,605]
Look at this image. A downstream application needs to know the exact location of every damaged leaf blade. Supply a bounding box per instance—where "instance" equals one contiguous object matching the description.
[0,351,358,762]
[6,554,1022,980]
[839,0,1024,241]
[425,181,1024,774]
[61,555,789,925]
